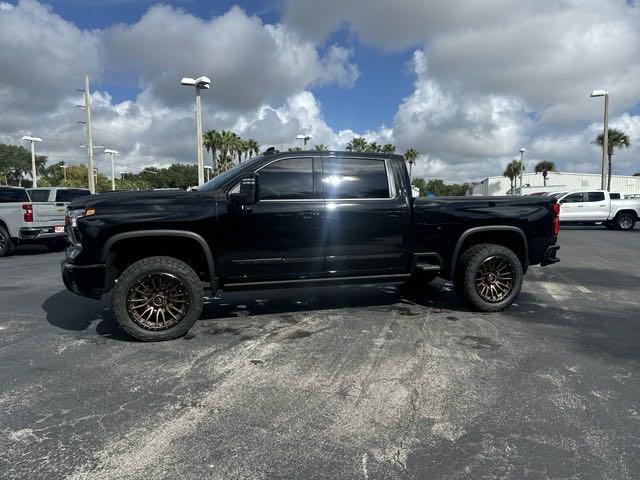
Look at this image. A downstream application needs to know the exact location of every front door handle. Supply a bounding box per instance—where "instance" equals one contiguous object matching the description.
[387,210,403,218]
[298,211,320,220]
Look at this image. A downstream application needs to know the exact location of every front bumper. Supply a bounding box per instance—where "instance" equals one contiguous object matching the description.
[541,245,560,266]
[61,260,106,299]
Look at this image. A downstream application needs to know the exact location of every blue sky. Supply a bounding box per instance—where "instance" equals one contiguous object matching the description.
[1,0,639,181]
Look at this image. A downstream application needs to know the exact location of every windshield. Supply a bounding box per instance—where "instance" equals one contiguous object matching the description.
[197,156,264,192]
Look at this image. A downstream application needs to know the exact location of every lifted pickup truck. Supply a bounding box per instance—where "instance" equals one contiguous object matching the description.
[62,151,560,341]
[0,186,70,256]
[557,190,640,230]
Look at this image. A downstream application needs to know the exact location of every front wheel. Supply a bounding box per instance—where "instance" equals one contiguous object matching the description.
[454,244,523,312]
[616,213,636,231]
[112,256,204,341]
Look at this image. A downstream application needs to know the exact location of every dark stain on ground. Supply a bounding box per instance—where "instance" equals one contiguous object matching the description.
[395,306,419,316]
[250,359,264,365]
[280,314,299,324]
[284,330,314,340]
[446,316,459,322]
[458,336,501,350]
[205,326,242,336]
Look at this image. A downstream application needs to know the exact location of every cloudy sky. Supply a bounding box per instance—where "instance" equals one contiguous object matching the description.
[0,0,639,182]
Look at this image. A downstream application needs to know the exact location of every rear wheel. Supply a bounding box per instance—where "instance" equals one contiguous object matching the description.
[454,243,523,312]
[616,213,636,231]
[112,256,204,341]
[0,226,16,257]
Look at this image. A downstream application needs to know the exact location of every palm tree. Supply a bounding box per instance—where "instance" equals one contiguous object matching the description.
[346,137,368,152]
[382,144,396,154]
[534,160,556,187]
[246,138,260,158]
[404,149,418,178]
[218,130,238,172]
[503,160,523,194]
[314,144,328,151]
[236,138,247,164]
[203,129,221,175]
[592,127,631,191]
[366,141,381,153]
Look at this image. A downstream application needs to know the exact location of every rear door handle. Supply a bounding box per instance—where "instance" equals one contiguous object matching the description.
[56,203,64,207]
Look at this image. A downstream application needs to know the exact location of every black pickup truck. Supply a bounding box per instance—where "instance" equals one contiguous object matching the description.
[62,150,560,341]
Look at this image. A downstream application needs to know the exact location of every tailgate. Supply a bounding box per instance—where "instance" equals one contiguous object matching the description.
[32,202,67,224]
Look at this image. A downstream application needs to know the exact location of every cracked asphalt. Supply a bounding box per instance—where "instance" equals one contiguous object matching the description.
[1,225,639,479]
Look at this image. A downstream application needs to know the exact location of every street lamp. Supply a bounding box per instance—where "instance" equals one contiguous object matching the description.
[590,90,609,190]
[21,136,42,188]
[60,164,69,181]
[204,165,213,182]
[181,75,211,186]
[519,148,526,195]
[296,133,312,148]
[104,149,118,191]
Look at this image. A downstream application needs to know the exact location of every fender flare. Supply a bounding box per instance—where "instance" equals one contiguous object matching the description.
[101,230,216,292]
[450,226,528,277]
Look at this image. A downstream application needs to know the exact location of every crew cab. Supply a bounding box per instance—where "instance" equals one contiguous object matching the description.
[557,190,640,230]
[62,151,560,341]
[0,186,71,256]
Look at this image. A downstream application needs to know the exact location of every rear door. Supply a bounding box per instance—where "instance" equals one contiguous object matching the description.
[559,192,586,221]
[28,189,62,224]
[321,155,411,276]
[583,191,608,221]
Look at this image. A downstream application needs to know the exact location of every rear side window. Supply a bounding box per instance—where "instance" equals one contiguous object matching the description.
[322,158,390,199]
[0,188,29,203]
[609,193,621,200]
[259,157,314,200]
[587,192,605,202]
[56,189,90,202]
[562,193,584,203]
[28,189,51,202]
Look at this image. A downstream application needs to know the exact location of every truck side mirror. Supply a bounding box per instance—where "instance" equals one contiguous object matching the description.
[228,173,259,206]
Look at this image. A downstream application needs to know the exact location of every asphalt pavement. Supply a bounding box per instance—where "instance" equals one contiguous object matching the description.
[0,225,639,479]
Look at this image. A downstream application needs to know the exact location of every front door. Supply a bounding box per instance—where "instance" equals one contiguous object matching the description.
[217,156,325,283]
[321,155,412,276]
[583,191,609,221]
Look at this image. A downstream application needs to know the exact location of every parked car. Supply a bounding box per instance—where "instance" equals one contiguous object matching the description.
[27,187,90,224]
[557,190,640,230]
[62,150,560,341]
[0,186,70,256]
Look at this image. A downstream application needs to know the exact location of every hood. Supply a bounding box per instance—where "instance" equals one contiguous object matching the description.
[68,189,208,210]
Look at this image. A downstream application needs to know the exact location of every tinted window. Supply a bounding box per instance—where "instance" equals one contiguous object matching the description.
[28,189,51,202]
[0,188,29,203]
[56,189,90,202]
[259,157,314,200]
[587,192,605,202]
[323,158,390,199]
[609,193,621,200]
[562,193,584,203]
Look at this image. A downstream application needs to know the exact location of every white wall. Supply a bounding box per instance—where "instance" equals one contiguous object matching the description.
[471,172,640,196]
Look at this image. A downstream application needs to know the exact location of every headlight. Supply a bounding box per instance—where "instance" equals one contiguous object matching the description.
[66,208,95,226]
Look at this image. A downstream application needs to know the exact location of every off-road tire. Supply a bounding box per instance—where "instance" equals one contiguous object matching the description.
[0,225,16,257]
[616,213,636,231]
[112,256,204,341]
[454,243,523,312]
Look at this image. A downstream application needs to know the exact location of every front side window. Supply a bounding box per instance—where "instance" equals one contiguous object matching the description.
[28,189,51,202]
[259,157,314,200]
[322,158,390,199]
[562,193,584,203]
[587,192,605,202]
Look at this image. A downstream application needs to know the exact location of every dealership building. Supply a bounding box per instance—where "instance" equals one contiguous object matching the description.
[471,171,640,196]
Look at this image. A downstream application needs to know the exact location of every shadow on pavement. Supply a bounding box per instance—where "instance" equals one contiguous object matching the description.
[43,279,468,341]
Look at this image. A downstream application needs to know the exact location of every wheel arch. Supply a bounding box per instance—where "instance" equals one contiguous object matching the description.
[615,209,638,220]
[101,230,216,293]
[450,226,528,278]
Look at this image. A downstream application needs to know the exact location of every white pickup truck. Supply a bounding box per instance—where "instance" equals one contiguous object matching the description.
[557,190,640,230]
[0,186,87,257]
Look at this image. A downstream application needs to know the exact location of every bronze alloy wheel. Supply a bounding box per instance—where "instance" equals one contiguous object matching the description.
[474,256,515,303]
[126,273,191,331]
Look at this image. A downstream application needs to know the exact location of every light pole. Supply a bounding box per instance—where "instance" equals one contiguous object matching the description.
[60,165,69,181]
[519,147,526,194]
[181,75,211,186]
[296,133,312,148]
[104,149,118,191]
[81,144,104,190]
[204,165,213,182]
[590,90,609,190]
[21,136,42,188]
